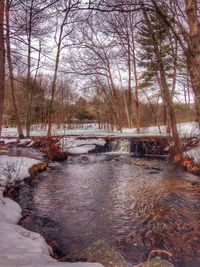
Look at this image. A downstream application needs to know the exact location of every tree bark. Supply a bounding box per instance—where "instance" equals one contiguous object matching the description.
[0,0,5,136]
[5,0,24,138]
[25,0,34,137]
[47,23,63,136]
[151,0,200,125]
[184,0,200,124]
[142,2,182,154]
[131,25,140,132]
[127,38,133,128]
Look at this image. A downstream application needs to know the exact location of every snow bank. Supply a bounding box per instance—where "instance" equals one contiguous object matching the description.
[61,137,106,154]
[0,155,104,267]
[122,121,199,137]
[0,138,18,144]
[0,200,104,267]
[0,156,41,186]
[18,138,32,145]
[0,192,103,267]
[0,193,22,224]
[185,146,200,165]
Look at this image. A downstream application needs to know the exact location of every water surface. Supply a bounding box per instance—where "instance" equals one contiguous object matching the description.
[12,154,200,266]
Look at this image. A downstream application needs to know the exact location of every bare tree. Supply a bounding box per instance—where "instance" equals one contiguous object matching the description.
[5,0,24,138]
[47,0,81,136]
[0,0,5,136]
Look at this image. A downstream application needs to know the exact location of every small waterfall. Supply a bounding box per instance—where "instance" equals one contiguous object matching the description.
[109,140,131,154]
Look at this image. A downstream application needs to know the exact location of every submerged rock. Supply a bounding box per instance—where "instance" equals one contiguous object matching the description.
[29,162,48,176]
[135,256,174,267]
[61,240,132,267]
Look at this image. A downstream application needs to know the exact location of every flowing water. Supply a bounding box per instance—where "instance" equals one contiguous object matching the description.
[9,153,200,267]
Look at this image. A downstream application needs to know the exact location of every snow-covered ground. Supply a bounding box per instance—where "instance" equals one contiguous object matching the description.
[1,121,199,138]
[60,137,106,154]
[0,156,41,186]
[185,146,200,164]
[0,155,104,267]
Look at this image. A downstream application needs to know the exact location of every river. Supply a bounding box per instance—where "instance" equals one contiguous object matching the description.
[7,153,200,267]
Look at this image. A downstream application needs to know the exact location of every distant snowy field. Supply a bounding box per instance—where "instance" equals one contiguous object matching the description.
[1,121,199,138]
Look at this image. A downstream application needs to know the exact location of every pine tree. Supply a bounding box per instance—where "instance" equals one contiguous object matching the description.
[138,3,182,154]
[137,7,175,93]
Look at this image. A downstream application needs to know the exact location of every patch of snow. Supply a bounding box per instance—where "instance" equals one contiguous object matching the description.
[177,122,199,137]
[1,127,19,137]
[0,193,22,224]
[0,138,18,144]
[61,137,106,154]
[1,121,198,138]
[27,140,35,147]
[0,193,105,266]
[122,122,199,137]
[0,156,105,267]
[185,146,200,165]
[67,144,96,154]
[18,138,32,145]
[0,156,41,186]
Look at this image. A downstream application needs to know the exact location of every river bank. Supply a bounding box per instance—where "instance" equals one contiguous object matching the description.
[1,135,200,266]
[5,148,200,266]
[0,154,104,267]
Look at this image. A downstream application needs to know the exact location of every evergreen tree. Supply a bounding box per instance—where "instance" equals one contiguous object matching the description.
[137,7,177,93]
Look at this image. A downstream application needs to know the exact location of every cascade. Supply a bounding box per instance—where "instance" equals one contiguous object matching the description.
[109,140,131,154]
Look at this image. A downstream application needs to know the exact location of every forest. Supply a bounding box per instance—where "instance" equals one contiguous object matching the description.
[1,1,200,267]
[0,0,199,154]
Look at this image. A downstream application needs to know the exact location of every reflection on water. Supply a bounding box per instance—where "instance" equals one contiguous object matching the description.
[14,154,200,266]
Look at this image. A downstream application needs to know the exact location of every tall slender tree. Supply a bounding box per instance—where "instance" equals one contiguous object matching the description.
[47,0,81,136]
[5,0,24,138]
[151,0,200,125]
[141,1,182,154]
[138,5,178,131]
[0,0,5,136]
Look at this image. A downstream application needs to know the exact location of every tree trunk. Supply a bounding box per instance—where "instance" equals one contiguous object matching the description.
[184,0,200,124]
[25,0,34,137]
[132,31,140,132]
[47,41,61,136]
[127,39,133,128]
[0,0,5,136]
[5,0,24,138]
[151,0,200,124]
[186,54,200,124]
[142,2,182,154]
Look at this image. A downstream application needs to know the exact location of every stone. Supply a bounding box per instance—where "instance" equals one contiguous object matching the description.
[134,256,174,267]
[62,240,132,267]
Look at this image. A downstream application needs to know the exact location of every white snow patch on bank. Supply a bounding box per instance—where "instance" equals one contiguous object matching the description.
[0,156,40,186]
[0,193,22,224]
[0,138,18,144]
[0,194,104,267]
[18,138,32,145]
[0,155,104,267]
[185,146,200,165]
[61,137,106,154]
